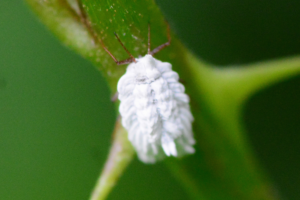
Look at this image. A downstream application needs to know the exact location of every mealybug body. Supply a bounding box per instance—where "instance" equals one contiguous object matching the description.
[118,54,195,163]
[102,24,195,163]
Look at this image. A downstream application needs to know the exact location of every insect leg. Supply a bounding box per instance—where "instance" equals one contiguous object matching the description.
[111,92,119,102]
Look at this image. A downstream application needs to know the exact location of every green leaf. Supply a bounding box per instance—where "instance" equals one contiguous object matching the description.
[25,0,300,199]
[165,53,300,200]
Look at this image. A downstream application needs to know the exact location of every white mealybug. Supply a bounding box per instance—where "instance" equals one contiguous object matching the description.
[102,24,195,163]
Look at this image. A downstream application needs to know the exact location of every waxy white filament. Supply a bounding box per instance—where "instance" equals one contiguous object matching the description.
[117,54,195,163]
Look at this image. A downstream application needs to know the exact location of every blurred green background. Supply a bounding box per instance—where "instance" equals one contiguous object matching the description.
[1,1,300,200]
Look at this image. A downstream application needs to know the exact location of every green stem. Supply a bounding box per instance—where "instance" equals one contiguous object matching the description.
[90,118,135,200]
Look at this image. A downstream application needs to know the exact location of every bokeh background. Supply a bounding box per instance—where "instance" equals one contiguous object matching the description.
[1,1,300,199]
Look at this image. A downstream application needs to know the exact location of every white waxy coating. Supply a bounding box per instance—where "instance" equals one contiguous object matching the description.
[117,54,195,163]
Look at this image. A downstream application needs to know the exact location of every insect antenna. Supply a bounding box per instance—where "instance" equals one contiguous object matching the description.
[150,23,171,56]
[114,32,137,63]
[100,37,136,65]
[148,23,151,54]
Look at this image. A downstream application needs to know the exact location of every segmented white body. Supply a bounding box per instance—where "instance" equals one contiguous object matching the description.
[117,54,195,163]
